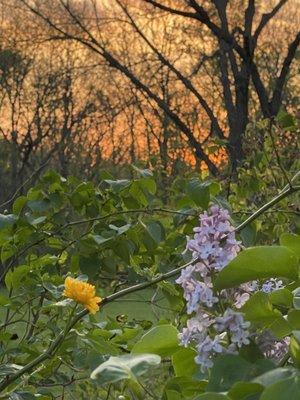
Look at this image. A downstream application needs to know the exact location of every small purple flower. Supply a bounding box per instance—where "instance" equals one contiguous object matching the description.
[185,205,241,270]
[234,292,250,309]
[195,335,224,372]
[179,312,214,347]
[261,279,284,293]
[215,309,250,347]
[257,331,290,361]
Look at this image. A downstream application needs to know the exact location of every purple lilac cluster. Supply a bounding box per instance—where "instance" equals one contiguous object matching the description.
[176,205,251,371]
[177,205,288,371]
[185,205,240,271]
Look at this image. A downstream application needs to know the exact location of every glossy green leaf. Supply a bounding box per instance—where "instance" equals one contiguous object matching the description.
[187,179,210,208]
[288,309,300,330]
[253,367,297,387]
[172,348,198,377]
[0,214,17,229]
[90,354,161,385]
[242,292,292,338]
[131,325,179,357]
[227,381,263,399]
[269,288,293,308]
[280,233,300,258]
[206,355,274,392]
[163,377,207,399]
[260,377,300,400]
[214,246,298,290]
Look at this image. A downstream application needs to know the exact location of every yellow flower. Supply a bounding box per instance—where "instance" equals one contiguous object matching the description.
[63,277,101,314]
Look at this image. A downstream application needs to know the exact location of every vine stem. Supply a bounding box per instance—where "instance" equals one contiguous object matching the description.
[0,174,299,393]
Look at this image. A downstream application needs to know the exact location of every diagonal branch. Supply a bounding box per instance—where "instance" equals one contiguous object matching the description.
[271,31,300,115]
[143,0,198,19]
[253,0,288,45]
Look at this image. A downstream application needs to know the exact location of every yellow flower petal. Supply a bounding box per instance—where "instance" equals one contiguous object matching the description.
[63,277,101,314]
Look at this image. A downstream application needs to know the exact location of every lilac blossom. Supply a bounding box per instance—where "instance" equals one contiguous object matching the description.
[215,309,250,347]
[261,279,284,293]
[179,312,214,347]
[195,335,224,372]
[257,331,290,361]
[233,292,250,309]
[177,205,245,372]
[176,268,218,313]
[177,204,291,372]
[185,205,240,271]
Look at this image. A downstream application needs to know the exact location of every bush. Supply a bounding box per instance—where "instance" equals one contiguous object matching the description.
[0,168,299,399]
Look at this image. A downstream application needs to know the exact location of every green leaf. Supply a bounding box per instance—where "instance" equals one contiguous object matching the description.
[12,196,27,215]
[187,179,210,209]
[28,216,47,226]
[227,381,263,399]
[90,354,161,385]
[206,355,274,392]
[288,310,300,330]
[164,390,181,400]
[139,177,157,195]
[91,234,112,245]
[242,292,292,338]
[276,110,296,129]
[0,294,10,306]
[172,348,198,377]
[27,199,50,212]
[129,181,148,206]
[253,367,296,387]
[132,165,153,178]
[280,233,300,258]
[290,334,300,368]
[131,325,179,357]
[260,377,300,400]
[109,223,131,236]
[79,256,99,278]
[240,224,257,247]
[0,214,17,229]
[53,299,74,307]
[143,220,165,244]
[0,363,23,376]
[269,288,293,308]
[214,246,298,290]
[5,265,31,290]
[104,179,131,192]
[163,377,207,399]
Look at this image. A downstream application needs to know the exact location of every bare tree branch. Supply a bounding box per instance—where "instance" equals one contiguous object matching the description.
[271,31,300,115]
[253,0,288,44]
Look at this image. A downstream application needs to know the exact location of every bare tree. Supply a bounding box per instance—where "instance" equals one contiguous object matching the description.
[13,0,299,173]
